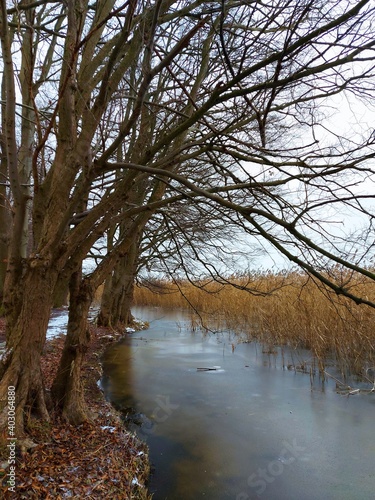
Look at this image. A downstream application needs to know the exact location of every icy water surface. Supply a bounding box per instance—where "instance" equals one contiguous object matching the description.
[101,307,375,500]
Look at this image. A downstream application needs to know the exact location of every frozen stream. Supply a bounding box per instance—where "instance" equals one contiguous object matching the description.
[101,307,375,500]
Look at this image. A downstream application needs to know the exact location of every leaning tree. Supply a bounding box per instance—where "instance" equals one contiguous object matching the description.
[0,0,375,436]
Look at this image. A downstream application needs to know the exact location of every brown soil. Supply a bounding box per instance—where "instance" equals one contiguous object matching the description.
[0,320,151,499]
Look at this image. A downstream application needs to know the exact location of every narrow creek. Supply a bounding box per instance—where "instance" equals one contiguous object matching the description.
[101,307,375,500]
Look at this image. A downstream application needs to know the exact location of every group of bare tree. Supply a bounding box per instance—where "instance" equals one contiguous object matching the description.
[0,0,374,437]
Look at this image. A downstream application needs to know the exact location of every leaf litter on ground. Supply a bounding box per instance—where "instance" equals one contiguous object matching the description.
[0,321,151,499]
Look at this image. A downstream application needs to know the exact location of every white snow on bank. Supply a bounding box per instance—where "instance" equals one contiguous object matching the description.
[46,307,99,339]
[47,308,69,339]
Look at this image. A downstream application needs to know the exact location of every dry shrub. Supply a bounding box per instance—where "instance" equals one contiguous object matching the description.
[134,270,375,374]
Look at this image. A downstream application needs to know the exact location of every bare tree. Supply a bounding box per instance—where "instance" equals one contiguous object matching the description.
[0,0,374,437]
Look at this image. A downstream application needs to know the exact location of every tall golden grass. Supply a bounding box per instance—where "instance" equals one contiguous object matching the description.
[134,270,375,376]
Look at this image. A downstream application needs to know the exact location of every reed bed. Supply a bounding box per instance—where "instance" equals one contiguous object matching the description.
[134,270,375,378]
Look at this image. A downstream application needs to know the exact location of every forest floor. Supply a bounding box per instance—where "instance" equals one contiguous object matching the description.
[0,317,151,499]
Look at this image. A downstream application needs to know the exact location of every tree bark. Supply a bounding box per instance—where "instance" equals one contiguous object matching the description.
[52,279,70,308]
[98,238,138,328]
[0,0,29,308]
[97,271,113,327]
[112,249,138,326]
[0,67,12,301]
[0,131,10,302]
[0,265,56,436]
[18,0,35,260]
[51,269,92,425]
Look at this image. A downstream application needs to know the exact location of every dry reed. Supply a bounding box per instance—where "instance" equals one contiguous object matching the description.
[133,270,375,377]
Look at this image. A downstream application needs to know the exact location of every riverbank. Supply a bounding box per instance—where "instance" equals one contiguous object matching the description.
[0,318,151,499]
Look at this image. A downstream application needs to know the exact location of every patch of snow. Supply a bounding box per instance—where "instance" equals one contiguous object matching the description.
[47,309,69,339]
[0,347,12,362]
[100,425,116,433]
[46,307,99,339]
[131,477,143,487]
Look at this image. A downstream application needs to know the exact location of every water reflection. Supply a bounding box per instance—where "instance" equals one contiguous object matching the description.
[101,307,375,500]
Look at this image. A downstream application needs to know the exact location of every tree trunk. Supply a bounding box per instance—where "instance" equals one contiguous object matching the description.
[0,78,11,302]
[113,260,137,326]
[18,3,34,261]
[98,239,138,328]
[51,270,92,425]
[0,266,56,436]
[97,271,113,327]
[96,221,116,327]
[52,281,70,308]
[0,165,10,304]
